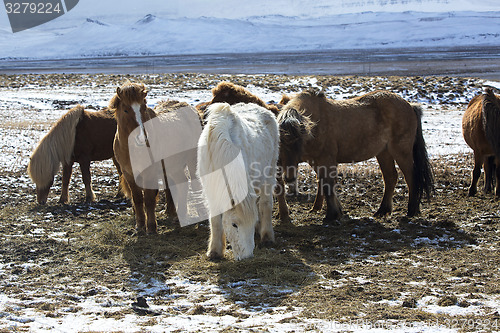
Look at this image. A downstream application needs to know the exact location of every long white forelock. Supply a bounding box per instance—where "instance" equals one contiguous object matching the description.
[132,103,147,145]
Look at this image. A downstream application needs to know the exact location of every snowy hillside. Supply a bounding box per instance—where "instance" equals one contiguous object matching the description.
[0,0,499,59]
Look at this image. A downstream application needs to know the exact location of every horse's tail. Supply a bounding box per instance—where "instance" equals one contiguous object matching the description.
[482,88,500,158]
[199,103,258,222]
[27,105,84,189]
[411,104,435,203]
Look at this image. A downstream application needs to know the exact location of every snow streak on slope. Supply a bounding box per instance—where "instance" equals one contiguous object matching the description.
[0,10,499,60]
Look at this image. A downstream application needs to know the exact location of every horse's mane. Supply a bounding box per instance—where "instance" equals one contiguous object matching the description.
[301,88,326,99]
[28,105,84,188]
[109,81,148,110]
[482,88,500,157]
[154,100,204,127]
[277,106,315,141]
[200,103,258,223]
[211,81,280,116]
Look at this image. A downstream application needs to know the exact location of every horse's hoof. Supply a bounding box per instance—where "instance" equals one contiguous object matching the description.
[279,215,293,225]
[406,210,420,218]
[260,234,275,247]
[260,240,275,248]
[135,228,146,236]
[146,229,158,235]
[207,251,223,261]
[374,209,391,218]
[322,216,341,225]
[468,188,477,197]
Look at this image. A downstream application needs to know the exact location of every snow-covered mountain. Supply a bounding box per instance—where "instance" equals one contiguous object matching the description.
[0,0,498,59]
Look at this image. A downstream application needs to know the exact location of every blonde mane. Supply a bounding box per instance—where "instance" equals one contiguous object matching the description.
[27,105,84,188]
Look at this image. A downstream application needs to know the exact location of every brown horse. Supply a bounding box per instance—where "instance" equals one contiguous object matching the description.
[28,106,122,204]
[110,82,182,234]
[462,88,500,196]
[277,89,434,222]
[198,81,281,116]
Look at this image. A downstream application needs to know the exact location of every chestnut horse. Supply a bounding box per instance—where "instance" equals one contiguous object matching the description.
[110,82,182,234]
[277,89,434,222]
[28,106,122,204]
[196,81,281,118]
[462,88,500,196]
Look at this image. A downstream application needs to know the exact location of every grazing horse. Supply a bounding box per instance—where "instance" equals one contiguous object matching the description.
[277,89,434,222]
[197,81,291,222]
[462,88,500,196]
[27,106,122,204]
[197,102,279,260]
[110,82,180,234]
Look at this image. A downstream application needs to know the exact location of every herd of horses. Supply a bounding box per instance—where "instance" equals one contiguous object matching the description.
[26,80,500,260]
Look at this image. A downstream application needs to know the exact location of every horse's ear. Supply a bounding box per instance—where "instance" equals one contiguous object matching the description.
[279,94,291,105]
[109,91,120,110]
[141,84,148,98]
[116,87,122,97]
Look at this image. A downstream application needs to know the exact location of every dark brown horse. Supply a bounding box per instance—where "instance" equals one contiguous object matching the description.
[28,106,122,204]
[462,88,500,196]
[277,89,434,222]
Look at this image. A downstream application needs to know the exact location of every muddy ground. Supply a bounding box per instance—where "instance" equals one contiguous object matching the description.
[0,74,500,332]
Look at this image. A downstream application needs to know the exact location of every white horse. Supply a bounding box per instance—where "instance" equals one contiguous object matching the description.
[197,102,280,260]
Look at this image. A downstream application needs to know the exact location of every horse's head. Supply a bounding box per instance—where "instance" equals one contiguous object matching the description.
[222,197,258,260]
[35,182,52,204]
[277,106,315,183]
[109,81,149,144]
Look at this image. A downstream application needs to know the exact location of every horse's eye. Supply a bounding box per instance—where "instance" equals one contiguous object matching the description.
[123,108,129,114]
[232,223,238,229]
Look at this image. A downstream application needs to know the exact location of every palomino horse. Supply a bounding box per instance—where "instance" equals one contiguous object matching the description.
[28,106,122,204]
[277,89,434,222]
[197,102,279,260]
[462,88,500,196]
[111,82,180,234]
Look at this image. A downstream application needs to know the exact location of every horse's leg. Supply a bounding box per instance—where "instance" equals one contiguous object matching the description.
[207,214,225,260]
[166,167,189,223]
[310,177,324,211]
[494,157,500,197]
[59,161,73,204]
[124,174,146,232]
[258,186,275,246]
[483,156,493,194]
[275,176,291,224]
[393,153,419,217]
[319,165,343,222]
[468,152,483,197]
[164,183,178,220]
[374,150,398,217]
[112,156,124,198]
[144,189,158,234]
[80,158,96,203]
